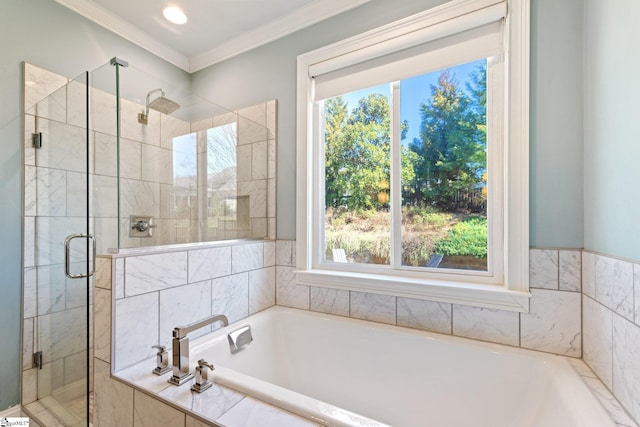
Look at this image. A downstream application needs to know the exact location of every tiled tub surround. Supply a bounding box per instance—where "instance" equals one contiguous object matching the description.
[92,242,637,426]
[93,240,316,426]
[582,251,640,425]
[276,243,638,427]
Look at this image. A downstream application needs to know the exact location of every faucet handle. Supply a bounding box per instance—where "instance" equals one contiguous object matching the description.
[151,345,171,376]
[191,359,214,393]
[197,359,215,371]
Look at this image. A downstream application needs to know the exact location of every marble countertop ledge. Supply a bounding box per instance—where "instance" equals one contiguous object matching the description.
[113,358,320,427]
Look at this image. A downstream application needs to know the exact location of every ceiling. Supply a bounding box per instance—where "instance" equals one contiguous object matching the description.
[54,0,371,73]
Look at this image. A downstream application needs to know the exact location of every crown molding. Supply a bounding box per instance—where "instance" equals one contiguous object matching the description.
[55,0,191,71]
[189,0,371,72]
[55,0,370,73]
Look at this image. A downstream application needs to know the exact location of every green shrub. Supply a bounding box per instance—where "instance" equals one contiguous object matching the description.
[435,217,487,258]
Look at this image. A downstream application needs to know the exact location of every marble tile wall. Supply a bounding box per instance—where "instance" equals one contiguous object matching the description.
[96,240,276,372]
[276,243,584,358]
[582,251,640,424]
[22,63,95,408]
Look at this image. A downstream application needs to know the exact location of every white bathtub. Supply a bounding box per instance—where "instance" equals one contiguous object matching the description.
[189,306,615,427]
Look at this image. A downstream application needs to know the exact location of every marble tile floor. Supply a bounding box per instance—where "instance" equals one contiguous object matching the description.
[22,392,93,427]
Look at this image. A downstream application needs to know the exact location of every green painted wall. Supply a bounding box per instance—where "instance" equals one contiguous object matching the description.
[193,0,587,247]
[583,0,640,261]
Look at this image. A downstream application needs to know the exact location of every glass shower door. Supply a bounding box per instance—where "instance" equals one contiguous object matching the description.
[32,70,92,426]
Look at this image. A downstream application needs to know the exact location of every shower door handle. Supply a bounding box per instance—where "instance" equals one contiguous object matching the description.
[64,234,96,279]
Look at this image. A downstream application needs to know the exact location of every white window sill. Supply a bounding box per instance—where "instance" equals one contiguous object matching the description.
[295,269,531,313]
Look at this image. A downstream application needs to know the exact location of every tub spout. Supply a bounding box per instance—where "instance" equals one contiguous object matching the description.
[168,314,228,386]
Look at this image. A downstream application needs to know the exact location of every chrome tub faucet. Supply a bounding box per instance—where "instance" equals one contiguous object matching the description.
[168,314,229,386]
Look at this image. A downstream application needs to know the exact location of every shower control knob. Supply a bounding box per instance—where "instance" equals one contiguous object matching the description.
[132,220,157,232]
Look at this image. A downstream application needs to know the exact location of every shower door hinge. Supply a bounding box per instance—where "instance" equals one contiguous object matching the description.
[33,351,43,369]
[32,132,42,149]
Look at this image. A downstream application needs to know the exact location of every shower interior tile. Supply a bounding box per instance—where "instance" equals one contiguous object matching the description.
[94,288,112,363]
[120,98,161,146]
[36,119,88,173]
[36,167,67,217]
[66,78,90,130]
[268,218,276,240]
[23,318,34,370]
[36,216,86,266]
[23,267,37,318]
[141,144,172,184]
[251,218,267,239]
[191,117,214,132]
[36,83,67,123]
[89,87,117,136]
[24,217,35,268]
[119,138,142,179]
[93,218,118,255]
[24,63,68,114]
[36,264,67,315]
[213,111,238,127]
[268,178,276,218]
[92,174,118,218]
[238,103,266,126]
[25,114,36,166]
[66,171,88,217]
[236,144,252,182]
[119,179,161,219]
[93,132,117,177]
[266,99,277,140]
[267,139,276,179]
[22,368,38,405]
[252,141,268,180]
[38,307,88,362]
[161,114,191,149]
[25,166,37,216]
[238,115,268,145]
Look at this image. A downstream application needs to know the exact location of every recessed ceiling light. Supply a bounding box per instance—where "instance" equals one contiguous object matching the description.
[163,6,187,25]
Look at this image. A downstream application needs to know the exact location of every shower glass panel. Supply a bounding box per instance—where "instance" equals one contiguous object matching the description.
[110,63,269,249]
[31,70,91,426]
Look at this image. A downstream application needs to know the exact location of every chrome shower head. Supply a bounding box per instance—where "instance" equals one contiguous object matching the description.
[138,88,180,124]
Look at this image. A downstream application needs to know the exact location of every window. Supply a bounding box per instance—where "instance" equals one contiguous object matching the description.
[296,0,530,311]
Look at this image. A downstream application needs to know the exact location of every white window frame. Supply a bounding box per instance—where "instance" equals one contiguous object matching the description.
[296,0,530,312]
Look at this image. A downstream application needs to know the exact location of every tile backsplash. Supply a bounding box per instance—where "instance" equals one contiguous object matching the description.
[98,240,276,372]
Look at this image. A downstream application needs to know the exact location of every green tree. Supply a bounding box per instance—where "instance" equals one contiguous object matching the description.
[409,68,486,210]
[325,93,419,210]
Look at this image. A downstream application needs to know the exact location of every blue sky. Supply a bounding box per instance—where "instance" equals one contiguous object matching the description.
[341,59,484,144]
